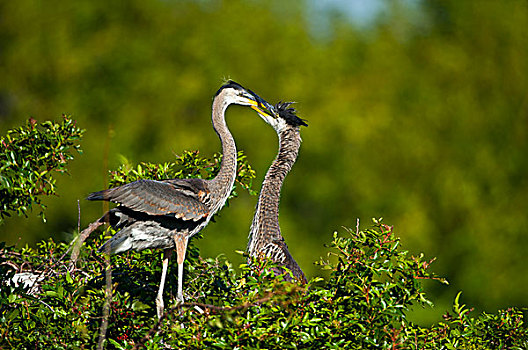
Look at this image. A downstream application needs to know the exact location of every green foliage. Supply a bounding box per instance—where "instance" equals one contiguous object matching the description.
[1,221,526,349]
[0,116,83,223]
[403,293,528,349]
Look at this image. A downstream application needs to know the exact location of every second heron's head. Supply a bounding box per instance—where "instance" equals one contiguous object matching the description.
[215,80,277,119]
[254,101,308,132]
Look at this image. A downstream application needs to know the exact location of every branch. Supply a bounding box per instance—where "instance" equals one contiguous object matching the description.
[70,220,103,268]
[96,245,113,350]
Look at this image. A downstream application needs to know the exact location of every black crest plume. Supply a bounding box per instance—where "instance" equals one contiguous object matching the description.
[275,102,308,127]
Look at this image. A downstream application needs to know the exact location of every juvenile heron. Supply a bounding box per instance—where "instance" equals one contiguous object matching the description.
[248,102,308,283]
[86,81,276,318]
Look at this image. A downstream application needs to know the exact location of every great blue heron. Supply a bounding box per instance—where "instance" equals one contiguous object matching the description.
[85,81,276,318]
[247,102,308,283]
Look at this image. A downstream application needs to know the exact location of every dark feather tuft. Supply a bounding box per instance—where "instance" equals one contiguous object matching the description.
[275,102,308,127]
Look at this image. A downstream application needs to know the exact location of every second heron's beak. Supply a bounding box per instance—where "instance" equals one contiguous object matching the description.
[246,89,278,118]
[250,102,276,119]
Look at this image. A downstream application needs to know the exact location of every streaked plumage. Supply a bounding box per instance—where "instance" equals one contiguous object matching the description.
[86,81,276,318]
[248,102,308,283]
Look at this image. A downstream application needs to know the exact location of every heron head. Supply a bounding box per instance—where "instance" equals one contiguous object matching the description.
[255,101,308,132]
[215,80,277,119]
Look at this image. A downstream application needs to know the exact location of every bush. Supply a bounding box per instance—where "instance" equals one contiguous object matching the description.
[1,220,526,349]
[0,116,84,223]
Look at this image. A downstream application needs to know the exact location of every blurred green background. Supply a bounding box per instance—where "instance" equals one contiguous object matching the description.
[1,0,527,325]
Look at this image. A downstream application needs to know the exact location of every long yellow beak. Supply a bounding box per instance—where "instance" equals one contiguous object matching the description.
[250,102,275,118]
[251,105,267,115]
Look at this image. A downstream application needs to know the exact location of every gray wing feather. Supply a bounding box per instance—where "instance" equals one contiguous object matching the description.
[87,179,209,221]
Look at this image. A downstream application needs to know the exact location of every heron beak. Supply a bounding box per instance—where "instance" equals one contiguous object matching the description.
[247,92,277,118]
[250,103,276,118]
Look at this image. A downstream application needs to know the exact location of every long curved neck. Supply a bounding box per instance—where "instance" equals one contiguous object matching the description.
[247,126,301,256]
[209,92,237,203]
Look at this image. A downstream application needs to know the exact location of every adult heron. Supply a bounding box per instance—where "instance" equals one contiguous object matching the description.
[247,102,308,283]
[86,81,277,318]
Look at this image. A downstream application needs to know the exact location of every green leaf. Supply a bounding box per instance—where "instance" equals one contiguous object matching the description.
[65,271,73,284]
[131,300,150,311]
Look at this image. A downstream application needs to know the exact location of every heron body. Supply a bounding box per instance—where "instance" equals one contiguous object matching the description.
[87,81,276,318]
[248,102,308,283]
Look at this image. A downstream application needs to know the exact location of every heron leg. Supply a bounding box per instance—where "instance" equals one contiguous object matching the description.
[177,260,185,303]
[156,249,173,319]
[174,234,189,303]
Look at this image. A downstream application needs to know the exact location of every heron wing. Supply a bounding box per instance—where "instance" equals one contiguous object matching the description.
[87,179,210,221]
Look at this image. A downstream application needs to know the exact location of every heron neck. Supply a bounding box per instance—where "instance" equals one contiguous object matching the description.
[210,95,237,197]
[248,126,301,255]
